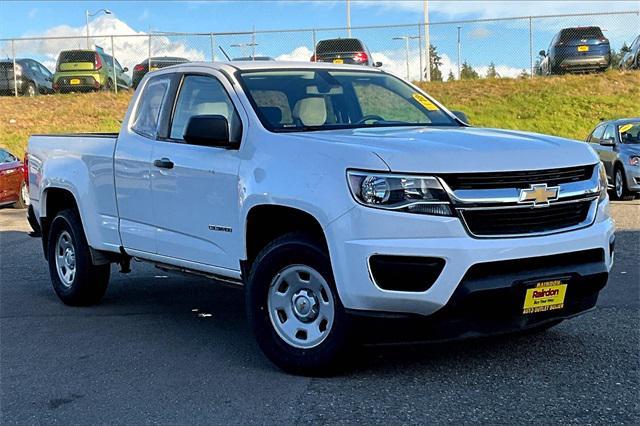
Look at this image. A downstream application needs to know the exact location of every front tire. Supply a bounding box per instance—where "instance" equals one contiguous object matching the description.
[245,232,351,375]
[613,166,635,200]
[13,182,29,209]
[47,209,110,306]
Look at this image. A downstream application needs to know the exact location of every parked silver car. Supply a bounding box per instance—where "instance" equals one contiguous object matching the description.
[587,119,640,200]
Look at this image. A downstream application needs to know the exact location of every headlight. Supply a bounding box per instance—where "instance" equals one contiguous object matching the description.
[598,162,608,202]
[629,156,640,167]
[347,171,453,216]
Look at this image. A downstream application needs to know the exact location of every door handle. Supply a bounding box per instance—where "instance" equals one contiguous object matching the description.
[153,158,174,169]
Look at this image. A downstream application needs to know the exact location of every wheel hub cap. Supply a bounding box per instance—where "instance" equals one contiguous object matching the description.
[267,264,335,349]
[55,231,76,287]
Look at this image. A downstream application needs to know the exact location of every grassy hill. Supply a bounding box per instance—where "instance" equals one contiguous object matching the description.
[1,70,639,158]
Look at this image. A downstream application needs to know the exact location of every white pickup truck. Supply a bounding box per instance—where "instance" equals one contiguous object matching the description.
[28,61,614,374]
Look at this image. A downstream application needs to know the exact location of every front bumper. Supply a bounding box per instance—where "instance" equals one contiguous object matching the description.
[625,167,640,192]
[327,198,614,317]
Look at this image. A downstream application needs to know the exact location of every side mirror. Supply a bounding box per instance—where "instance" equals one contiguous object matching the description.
[123,67,129,72]
[452,110,470,124]
[183,115,233,148]
[600,137,615,146]
[374,61,383,67]
[539,50,546,57]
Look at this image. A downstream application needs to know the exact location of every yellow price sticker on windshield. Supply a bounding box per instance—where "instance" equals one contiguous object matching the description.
[412,93,438,111]
[619,124,633,133]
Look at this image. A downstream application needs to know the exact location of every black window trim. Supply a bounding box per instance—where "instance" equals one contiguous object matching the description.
[130,73,176,141]
[159,71,244,149]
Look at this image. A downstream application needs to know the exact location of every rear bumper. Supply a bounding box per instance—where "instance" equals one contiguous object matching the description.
[0,78,25,94]
[54,75,101,92]
[559,55,609,70]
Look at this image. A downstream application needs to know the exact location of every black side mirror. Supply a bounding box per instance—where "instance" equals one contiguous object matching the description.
[539,50,546,57]
[452,110,470,124]
[183,115,233,148]
[374,61,383,67]
[600,137,616,146]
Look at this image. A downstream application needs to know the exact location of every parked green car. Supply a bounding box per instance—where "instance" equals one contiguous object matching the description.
[53,48,131,93]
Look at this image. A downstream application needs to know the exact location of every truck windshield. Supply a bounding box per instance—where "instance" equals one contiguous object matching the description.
[238,69,458,132]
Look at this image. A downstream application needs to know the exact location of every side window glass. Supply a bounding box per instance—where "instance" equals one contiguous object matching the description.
[590,125,605,142]
[170,75,242,143]
[0,150,10,163]
[131,76,170,139]
[602,125,616,142]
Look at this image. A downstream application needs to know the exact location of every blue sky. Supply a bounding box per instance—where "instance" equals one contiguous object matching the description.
[1,1,638,79]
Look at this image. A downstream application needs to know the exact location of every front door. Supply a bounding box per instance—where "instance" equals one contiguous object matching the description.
[150,71,245,271]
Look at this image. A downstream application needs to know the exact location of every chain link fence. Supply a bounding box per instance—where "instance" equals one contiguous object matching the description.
[0,10,638,97]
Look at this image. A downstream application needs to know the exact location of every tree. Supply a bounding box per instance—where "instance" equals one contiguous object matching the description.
[428,44,443,81]
[460,61,479,80]
[610,43,630,68]
[485,62,500,78]
[447,70,456,81]
[518,69,530,79]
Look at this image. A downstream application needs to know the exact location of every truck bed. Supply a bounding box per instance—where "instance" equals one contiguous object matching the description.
[28,133,121,253]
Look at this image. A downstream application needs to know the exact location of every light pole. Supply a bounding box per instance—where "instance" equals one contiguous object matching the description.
[457,26,462,80]
[423,0,431,82]
[393,35,420,80]
[86,8,111,49]
[346,0,351,37]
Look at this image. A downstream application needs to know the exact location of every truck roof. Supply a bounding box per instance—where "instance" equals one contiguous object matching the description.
[174,60,384,74]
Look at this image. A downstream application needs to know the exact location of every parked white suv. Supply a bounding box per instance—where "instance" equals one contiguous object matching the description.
[27,61,614,374]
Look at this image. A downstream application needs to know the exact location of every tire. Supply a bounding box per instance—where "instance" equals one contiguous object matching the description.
[47,209,110,306]
[245,232,351,375]
[613,166,635,201]
[104,78,114,92]
[25,82,37,97]
[12,181,29,209]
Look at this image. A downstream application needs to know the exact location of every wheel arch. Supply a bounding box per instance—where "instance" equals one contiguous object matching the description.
[40,187,80,260]
[243,204,328,276]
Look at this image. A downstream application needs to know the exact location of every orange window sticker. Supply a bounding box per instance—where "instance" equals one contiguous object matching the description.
[412,93,439,111]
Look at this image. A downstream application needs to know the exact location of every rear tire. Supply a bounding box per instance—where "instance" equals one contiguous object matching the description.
[104,78,114,92]
[613,166,635,201]
[12,182,29,209]
[245,232,351,375]
[25,82,37,97]
[47,209,110,306]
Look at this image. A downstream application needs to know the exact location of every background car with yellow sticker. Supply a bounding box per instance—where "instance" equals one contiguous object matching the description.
[586,118,640,200]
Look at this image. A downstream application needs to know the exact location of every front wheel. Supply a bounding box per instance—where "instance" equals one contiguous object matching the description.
[13,182,29,209]
[245,232,351,375]
[47,209,110,306]
[613,167,635,201]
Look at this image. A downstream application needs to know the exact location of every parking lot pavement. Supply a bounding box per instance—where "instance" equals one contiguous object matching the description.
[1,201,638,424]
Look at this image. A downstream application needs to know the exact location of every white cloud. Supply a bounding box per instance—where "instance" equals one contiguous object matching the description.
[469,27,491,39]
[3,15,205,71]
[276,46,314,61]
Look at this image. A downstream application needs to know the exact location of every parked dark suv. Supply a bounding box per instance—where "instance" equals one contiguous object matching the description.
[311,38,381,67]
[132,56,190,89]
[0,58,54,96]
[539,26,610,74]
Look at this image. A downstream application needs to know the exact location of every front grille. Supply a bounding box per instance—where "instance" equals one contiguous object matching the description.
[442,165,595,190]
[461,200,593,236]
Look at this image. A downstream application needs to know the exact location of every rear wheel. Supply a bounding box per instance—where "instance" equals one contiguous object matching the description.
[104,78,114,91]
[25,82,37,97]
[613,166,635,200]
[13,182,29,209]
[47,209,110,306]
[245,232,351,375]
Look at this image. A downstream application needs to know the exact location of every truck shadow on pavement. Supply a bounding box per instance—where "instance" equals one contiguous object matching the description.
[1,227,638,376]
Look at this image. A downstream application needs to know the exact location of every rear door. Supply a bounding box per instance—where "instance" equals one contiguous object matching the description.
[115,73,176,253]
[599,124,618,178]
[0,150,22,203]
[150,71,245,271]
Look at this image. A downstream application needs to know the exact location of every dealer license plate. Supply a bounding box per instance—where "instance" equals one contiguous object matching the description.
[522,278,567,314]
[578,45,589,52]
[333,58,344,64]
[70,78,80,85]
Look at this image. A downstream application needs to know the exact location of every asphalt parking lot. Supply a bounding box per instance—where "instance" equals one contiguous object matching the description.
[1,201,638,424]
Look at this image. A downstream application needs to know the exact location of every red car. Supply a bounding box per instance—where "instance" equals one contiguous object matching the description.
[0,148,29,209]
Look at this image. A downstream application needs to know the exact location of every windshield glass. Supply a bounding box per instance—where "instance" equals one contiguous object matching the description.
[619,123,640,144]
[238,69,458,132]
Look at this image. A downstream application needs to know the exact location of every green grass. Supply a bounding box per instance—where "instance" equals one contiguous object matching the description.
[1,70,639,158]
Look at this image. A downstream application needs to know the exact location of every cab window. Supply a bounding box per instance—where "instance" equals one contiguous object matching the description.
[131,76,171,139]
[170,75,242,144]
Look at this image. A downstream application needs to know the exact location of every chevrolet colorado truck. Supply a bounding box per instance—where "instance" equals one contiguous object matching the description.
[27,61,614,374]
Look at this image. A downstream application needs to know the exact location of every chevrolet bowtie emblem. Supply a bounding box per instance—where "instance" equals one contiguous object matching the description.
[518,184,559,206]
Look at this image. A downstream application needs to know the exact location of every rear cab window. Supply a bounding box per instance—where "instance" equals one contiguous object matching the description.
[131,76,172,139]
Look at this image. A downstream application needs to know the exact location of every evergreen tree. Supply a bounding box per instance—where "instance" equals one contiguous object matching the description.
[447,70,456,81]
[485,62,500,78]
[428,44,443,81]
[460,61,479,80]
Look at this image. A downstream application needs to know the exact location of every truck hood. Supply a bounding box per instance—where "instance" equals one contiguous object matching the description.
[293,126,598,173]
